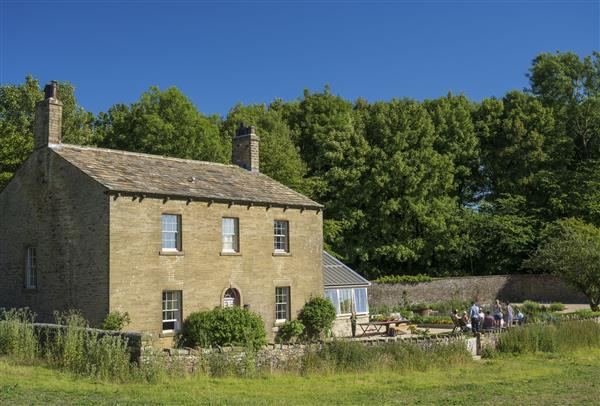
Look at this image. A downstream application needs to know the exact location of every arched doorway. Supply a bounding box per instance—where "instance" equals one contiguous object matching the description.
[223,288,241,308]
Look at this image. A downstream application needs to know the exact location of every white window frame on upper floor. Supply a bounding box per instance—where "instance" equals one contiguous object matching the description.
[161,214,182,252]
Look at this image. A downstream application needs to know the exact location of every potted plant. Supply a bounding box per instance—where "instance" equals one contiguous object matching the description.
[411,303,432,317]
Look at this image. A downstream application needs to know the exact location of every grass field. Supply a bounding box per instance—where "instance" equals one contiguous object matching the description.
[1,350,600,405]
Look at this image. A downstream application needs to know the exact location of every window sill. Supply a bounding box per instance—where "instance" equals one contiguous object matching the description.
[159,250,185,256]
[274,319,288,326]
[23,287,37,293]
[159,331,177,338]
[220,251,241,256]
[272,252,291,257]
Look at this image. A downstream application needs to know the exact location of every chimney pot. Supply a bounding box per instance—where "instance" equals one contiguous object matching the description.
[44,81,58,99]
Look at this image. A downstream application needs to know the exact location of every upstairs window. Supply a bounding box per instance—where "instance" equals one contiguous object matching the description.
[162,214,181,251]
[25,247,37,289]
[222,217,239,253]
[274,220,289,253]
[275,287,290,322]
[162,290,182,332]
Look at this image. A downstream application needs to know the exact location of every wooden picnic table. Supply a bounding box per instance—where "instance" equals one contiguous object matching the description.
[357,319,410,336]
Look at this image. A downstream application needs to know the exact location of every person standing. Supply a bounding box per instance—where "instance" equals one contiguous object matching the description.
[493,300,503,328]
[469,301,480,333]
[506,302,514,328]
[350,311,357,338]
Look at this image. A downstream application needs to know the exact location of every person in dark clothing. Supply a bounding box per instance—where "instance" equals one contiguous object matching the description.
[482,311,495,330]
[469,301,480,333]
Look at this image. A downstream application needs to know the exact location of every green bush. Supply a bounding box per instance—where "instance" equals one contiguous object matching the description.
[410,303,431,312]
[276,320,304,343]
[298,297,336,341]
[573,309,600,319]
[521,300,542,315]
[178,307,267,350]
[100,311,131,331]
[373,274,433,284]
[548,302,566,312]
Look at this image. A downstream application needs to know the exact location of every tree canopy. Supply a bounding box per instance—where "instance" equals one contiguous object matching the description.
[2,51,600,279]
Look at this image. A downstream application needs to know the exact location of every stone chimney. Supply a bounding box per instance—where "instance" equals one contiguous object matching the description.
[232,125,259,172]
[34,81,63,149]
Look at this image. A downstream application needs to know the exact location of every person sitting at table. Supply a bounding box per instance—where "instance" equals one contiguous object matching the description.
[451,309,464,332]
[482,311,495,330]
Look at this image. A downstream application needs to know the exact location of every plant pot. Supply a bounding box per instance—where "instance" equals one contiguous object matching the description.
[419,309,431,317]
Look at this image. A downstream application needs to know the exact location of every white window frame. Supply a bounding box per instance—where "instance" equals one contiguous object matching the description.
[162,290,182,333]
[273,220,289,253]
[161,214,182,252]
[25,247,37,289]
[325,287,369,316]
[275,286,290,323]
[221,217,239,253]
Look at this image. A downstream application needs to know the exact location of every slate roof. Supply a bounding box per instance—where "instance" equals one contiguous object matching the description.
[50,144,322,209]
[323,251,371,288]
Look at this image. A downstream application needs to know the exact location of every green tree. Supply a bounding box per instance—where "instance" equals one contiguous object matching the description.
[524,218,600,310]
[463,197,536,275]
[279,88,370,258]
[96,86,227,163]
[221,103,308,192]
[0,76,94,190]
[424,92,479,205]
[529,51,600,162]
[354,99,458,277]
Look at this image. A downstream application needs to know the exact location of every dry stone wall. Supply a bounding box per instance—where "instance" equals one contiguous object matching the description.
[369,274,587,308]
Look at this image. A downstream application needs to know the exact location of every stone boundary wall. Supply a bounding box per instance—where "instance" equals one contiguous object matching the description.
[150,332,474,372]
[369,274,587,308]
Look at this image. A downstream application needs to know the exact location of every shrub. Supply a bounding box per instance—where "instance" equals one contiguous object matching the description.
[178,307,267,350]
[373,274,433,284]
[410,303,431,312]
[573,309,600,318]
[298,297,336,341]
[100,311,131,331]
[276,320,304,343]
[521,300,542,315]
[549,302,565,312]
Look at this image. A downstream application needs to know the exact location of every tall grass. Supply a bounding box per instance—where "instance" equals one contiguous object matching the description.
[301,340,471,375]
[0,308,39,362]
[497,320,600,354]
[45,311,132,381]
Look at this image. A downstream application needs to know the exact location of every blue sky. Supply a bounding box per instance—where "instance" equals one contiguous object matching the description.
[1,0,598,116]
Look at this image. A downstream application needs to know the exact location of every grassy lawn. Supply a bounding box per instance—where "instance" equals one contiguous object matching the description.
[1,350,599,405]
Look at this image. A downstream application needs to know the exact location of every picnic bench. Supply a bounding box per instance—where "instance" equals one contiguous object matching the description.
[357,319,410,336]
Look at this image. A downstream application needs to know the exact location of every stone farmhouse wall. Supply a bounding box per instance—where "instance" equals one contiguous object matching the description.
[369,274,587,308]
[109,195,323,346]
[0,149,109,325]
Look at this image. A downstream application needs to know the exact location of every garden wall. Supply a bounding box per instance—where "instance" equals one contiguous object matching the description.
[151,332,477,373]
[369,274,587,308]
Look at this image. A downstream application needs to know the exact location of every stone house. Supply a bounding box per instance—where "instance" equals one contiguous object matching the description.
[0,83,324,345]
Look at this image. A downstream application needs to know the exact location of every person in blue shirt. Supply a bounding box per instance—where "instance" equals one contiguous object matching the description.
[469,301,480,333]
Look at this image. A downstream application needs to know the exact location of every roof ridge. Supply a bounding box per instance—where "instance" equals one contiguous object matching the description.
[49,143,237,168]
